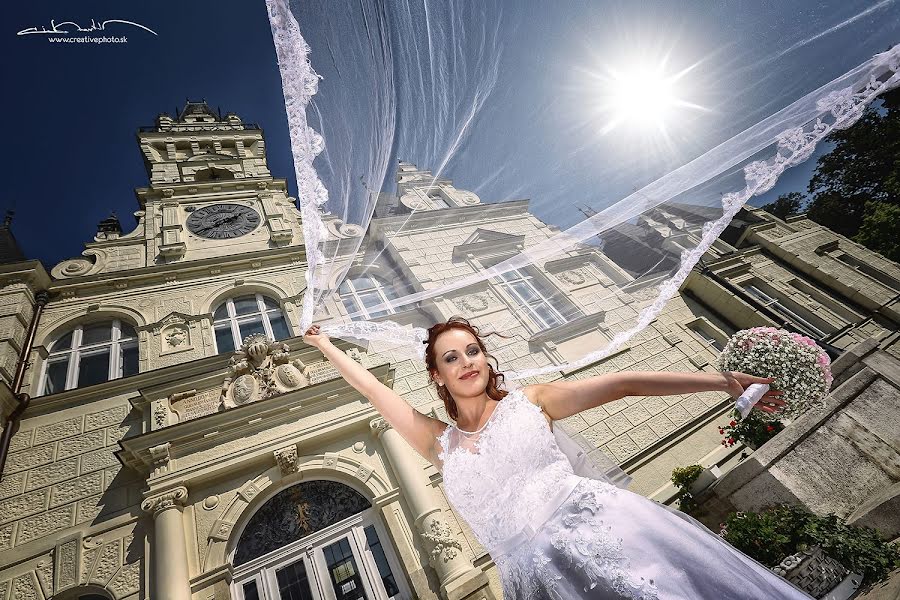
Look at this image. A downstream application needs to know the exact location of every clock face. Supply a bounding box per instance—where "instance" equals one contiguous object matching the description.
[186,204,261,239]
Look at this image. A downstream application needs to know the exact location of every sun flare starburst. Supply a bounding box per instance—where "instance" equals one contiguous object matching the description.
[589,57,707,137]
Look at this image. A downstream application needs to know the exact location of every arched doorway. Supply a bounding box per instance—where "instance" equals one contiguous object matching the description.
[232,480,406,600]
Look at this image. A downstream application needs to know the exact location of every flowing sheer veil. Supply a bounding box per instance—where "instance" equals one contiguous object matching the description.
[263,0,900,478]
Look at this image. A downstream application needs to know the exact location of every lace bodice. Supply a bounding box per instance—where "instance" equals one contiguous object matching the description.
[437,388,582,554]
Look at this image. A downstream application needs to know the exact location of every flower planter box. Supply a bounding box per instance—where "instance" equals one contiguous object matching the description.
[688,466,721,496]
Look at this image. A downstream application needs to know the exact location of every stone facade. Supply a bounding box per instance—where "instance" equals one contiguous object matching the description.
[1,101,898,600]
[693,337,900,541]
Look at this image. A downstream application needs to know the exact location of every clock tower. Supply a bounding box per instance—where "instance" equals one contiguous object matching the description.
[132,99,300,263]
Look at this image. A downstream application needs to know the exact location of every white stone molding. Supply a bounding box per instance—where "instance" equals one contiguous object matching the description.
[274,445,299,476]
[369,416,391,438]
[200,456,393,573]
[140,485,188,517]
[147,442,172,477]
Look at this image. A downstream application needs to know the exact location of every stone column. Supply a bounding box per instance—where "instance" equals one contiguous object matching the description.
[141,486,192,600]
[370,418,490,600]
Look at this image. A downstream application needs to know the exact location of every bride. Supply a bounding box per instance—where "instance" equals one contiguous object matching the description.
[303,317,814,599]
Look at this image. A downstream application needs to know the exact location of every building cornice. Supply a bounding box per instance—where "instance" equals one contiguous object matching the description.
[46,245,306,299]
[117,362,393,484]
[22,335,361,418]
[0,260,51,288]
[369,199,532,234]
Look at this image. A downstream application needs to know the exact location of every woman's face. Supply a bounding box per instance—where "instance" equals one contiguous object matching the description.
[431,328,489,397]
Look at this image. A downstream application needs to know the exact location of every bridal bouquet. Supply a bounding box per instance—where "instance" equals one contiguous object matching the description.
[717,327,833,421]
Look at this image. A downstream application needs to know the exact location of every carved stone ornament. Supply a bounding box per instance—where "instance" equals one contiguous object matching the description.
[149,442,171,476]
[453,292,491,313]
[326,218,364,240]
[369,417,391,438]
[557,268,588,286]
[219,333,310,410]
[141,486,188,517]
[420,517,463,565]
[274,445,299,476]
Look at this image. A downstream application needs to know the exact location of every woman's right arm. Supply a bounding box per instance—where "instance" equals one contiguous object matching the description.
[304,326,446,466]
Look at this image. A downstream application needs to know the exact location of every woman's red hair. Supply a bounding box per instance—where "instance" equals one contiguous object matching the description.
[424,316,509,422]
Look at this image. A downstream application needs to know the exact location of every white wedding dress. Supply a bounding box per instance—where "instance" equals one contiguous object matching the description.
[436,388,814,600]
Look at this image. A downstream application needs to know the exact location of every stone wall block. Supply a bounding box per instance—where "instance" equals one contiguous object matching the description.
[0,471,26,500]
[26,456,79,491]
[57,429,105,459]
[85,405,129,430]
[6,444,55,474]
[17,504,76,545]
[79,448,120,474]
[0,488,49,524]
[33,416,83,445]
[50,472,104,508]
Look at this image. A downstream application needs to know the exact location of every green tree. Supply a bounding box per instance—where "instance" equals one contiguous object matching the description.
[852,201,900,262]
[761,191,805,219]
[804,87,900,242]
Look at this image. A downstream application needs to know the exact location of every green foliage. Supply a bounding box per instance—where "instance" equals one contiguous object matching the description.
[804,87,900,259]
[761,191,805,219]
[721,504,900,583]
[718,408,784,449]
[671,464,704,514]
[852,201,900,262]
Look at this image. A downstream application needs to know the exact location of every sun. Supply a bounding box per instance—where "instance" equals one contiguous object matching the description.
[590,57,707,137]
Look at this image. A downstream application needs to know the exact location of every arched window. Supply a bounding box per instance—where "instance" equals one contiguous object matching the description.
[232,480,404,599]
[41,320,138,395]
[339,276,398,320]
[213,293,291,354]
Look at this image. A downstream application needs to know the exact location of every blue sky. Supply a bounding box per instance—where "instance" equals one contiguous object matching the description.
[5,1,899,268]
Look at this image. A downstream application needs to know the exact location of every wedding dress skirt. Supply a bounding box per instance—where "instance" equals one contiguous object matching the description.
[436,388,814,599]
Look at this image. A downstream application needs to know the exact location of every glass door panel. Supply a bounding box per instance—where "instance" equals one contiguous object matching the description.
[323,537,368,600]
[275,560,316,600]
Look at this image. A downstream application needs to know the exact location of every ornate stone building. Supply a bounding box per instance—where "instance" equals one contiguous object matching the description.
[0,100,898,600]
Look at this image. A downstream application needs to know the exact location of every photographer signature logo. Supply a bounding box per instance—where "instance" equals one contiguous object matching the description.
[17,18,157,37]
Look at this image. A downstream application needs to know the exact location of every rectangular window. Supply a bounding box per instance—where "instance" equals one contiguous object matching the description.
[78,349,111,388]
[268,313,291,340]
[275,560,314,600]
[743,282,829,338]
[833,251,900,290]
[241,580,261,600]
[494,267,572,330]
[122,344,139,376]
[238,316,266,340]
[215,324,235,354]
[687,320,725,352]
[429,192,449,209]
[44,357,70,394]
[788,278,860,322]
[323,538,362,599]
[365,524,400,596]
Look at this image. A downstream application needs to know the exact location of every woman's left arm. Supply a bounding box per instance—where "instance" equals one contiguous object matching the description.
[532,370,782,421]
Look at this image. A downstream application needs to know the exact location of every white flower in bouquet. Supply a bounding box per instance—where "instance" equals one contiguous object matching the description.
[717,327,833,421]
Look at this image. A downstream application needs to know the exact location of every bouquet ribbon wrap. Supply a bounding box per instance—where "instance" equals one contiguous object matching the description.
[735,383,770,419]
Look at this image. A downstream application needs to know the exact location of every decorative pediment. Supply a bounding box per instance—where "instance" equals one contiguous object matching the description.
[452,228,526,261]
[142,311,207,356]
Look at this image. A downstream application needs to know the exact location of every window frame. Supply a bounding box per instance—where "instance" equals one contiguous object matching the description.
[338,276,398,321]
[39,319,138,396]
[742,281,829,338]
[212,293,292,354]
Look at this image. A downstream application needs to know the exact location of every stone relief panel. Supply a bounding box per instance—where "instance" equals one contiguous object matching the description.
[0,524,143,600]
